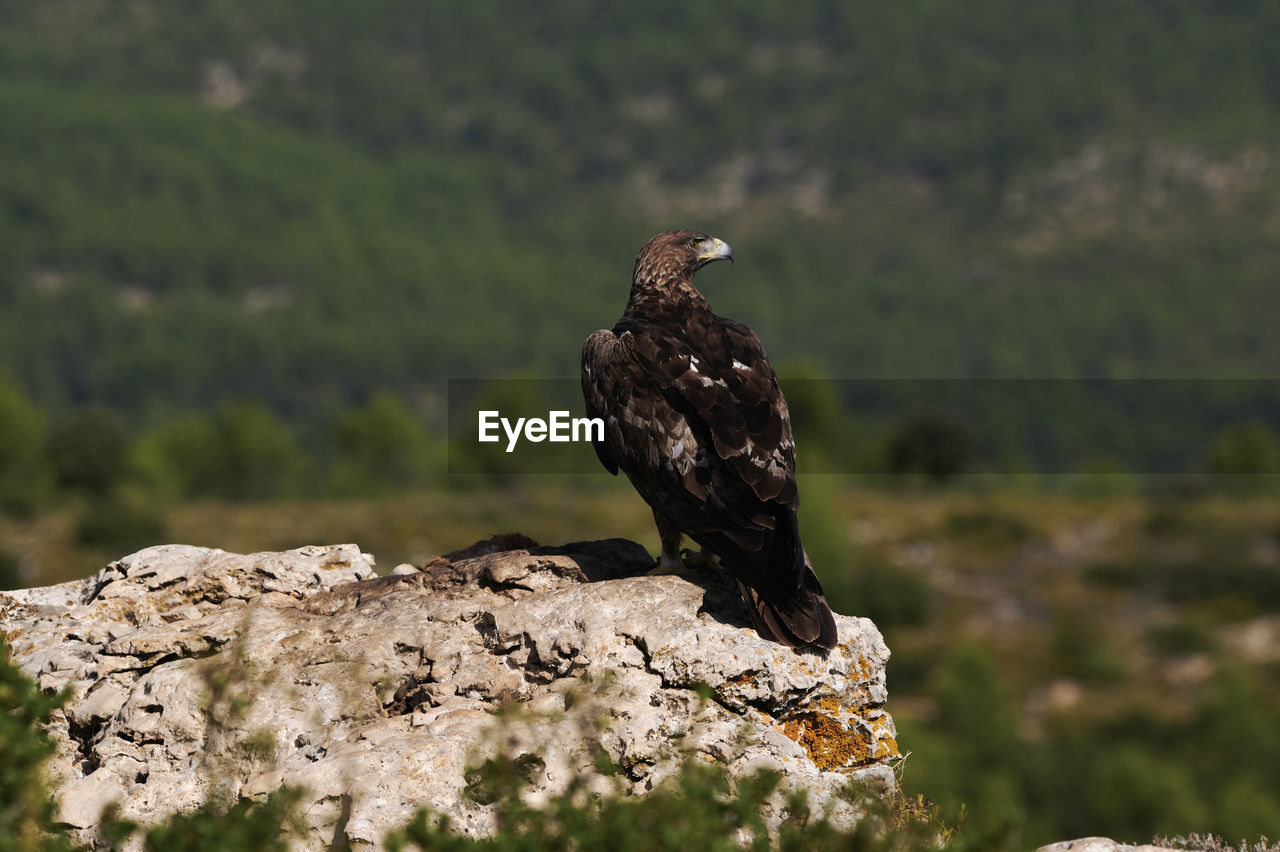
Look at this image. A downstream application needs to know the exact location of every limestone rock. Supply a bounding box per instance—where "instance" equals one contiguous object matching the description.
[1,536,899,848]
[1037,840,1169,852]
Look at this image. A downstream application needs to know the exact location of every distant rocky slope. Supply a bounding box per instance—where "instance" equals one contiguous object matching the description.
[0,536,899,849]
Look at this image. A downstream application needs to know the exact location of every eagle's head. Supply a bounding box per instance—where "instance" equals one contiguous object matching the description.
[633,229,734,286]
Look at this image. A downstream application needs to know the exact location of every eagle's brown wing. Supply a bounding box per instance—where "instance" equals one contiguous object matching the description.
[582,315,794,517]
[666,315,797,507]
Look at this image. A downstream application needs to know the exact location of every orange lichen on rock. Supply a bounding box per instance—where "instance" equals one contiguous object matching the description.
[845,651,874,683]
[864,711,899,761]
[783,702,900,772]
[783,711,873,771]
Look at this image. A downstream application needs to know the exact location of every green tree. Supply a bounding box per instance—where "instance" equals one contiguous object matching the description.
[75,491,168,555]
[1204,419,1280,483]
[0,377,52,516]
[132,404,306,500]
[1085,747,1207,839]
[901,644,1028,845]
[48,406,129,497]
[931,644,1020,764]
[131,413,222,500]
[0,548,20,591]
[885,410,974,483]
[206,403,307,500]
[777,360,857,474]
[328,392,435,496]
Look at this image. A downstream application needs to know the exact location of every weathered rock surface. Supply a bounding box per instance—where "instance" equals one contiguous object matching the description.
[1037,840,1169,852]
[1,536,899,848]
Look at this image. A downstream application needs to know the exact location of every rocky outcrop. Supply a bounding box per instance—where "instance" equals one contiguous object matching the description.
[1037,840,1170,852]
[0,536,898,848]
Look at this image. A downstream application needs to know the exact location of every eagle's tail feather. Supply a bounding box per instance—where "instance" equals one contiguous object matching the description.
[735,574,837,651]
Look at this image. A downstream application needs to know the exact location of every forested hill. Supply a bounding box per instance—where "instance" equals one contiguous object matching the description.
[4,1,1280,420]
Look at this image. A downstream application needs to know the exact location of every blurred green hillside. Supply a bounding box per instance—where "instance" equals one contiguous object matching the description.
[4,5,1280,846]
[4,1,1280,425]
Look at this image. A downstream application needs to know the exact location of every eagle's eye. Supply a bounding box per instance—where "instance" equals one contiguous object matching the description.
[686,238,701,249]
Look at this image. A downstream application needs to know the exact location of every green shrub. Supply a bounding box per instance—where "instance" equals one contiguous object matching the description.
[1143,500,1204,537]
[0,377,53,517]
[104,787,306,852]
[1145,619,1218,656]
[792,477,933,629]
[0,547,22,591]
[943,508,1034,546]
[1088,556,1280,617]
[776,360,858,473]
[827,559,933,630]
[0,638,75,852]
[1205,420,1280,477]
[885,411,974,483]
[75,494,168,553]
[207,403,308,500]
[1048,609,1127,684]
[388,754,953,852]
[1085,747,1207,838]
[1084,559,1145,589]
[48,407,129,497]
[327,392,436,496]
[1153,560,1280,615]
[133,404,307,500]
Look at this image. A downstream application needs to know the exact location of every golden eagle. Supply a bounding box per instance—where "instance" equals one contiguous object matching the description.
[582,230,838,650]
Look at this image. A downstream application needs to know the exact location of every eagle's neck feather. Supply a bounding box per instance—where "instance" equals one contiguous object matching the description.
[626,271,711,322]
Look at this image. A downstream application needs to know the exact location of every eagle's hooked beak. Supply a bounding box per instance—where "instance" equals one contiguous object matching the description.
[698,237,734,266]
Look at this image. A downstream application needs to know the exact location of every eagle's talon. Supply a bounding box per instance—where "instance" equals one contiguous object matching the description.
[679,548,718,571]
[646,555,698,579]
